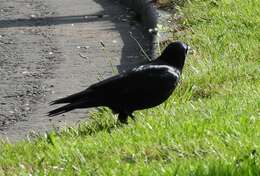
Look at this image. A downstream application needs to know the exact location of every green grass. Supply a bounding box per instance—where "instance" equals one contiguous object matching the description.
[1,0,260,175]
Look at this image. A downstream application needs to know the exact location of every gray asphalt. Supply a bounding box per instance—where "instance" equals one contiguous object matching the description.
[0,0,150,141]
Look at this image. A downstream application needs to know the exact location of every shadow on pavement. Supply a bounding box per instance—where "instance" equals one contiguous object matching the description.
[95,0,152,73]
[94,0,152,73]
[0,13,110,28]
[0,0,151,73]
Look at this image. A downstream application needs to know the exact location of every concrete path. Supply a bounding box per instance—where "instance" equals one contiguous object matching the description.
[0,0,149,141]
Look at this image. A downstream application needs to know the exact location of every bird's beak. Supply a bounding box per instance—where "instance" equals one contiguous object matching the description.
[186,45,192,56]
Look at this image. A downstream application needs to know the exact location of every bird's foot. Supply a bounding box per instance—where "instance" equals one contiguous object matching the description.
[129,114,136,122]
[116,120,128,126]
[118,113,128,124]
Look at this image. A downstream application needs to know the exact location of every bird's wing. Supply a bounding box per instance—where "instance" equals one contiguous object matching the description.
[51,65,180,106]
[89,65,180,98]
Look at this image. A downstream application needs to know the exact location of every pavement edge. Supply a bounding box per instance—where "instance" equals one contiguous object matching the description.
[117,0,173,59]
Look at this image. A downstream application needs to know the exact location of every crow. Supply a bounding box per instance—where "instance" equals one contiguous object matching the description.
[48,41,189,123]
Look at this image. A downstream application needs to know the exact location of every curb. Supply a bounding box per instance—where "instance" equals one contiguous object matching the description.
[117,0,172,59]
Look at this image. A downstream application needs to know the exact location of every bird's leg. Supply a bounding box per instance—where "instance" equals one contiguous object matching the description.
[118,113,128,124]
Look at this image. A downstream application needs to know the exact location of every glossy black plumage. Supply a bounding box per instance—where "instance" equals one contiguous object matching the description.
[48,41,189,123]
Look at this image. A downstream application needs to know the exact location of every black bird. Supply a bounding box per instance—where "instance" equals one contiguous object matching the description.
[48,41,189,123]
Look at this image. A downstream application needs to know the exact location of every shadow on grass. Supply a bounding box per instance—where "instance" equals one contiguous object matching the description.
[66,108,119,137]
[31,108,122,142]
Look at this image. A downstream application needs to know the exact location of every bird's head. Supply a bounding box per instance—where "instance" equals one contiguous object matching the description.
[158,41,189,71]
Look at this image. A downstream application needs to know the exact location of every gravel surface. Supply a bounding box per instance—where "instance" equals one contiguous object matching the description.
[0,0,150,141]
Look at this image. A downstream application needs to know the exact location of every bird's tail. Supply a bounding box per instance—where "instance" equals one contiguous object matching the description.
[48,100,88,117]
[50,91,89,105]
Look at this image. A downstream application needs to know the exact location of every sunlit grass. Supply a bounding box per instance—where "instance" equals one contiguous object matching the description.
[1,0,260,175]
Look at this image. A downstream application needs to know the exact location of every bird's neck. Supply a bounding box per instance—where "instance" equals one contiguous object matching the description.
[155,55,185,72]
